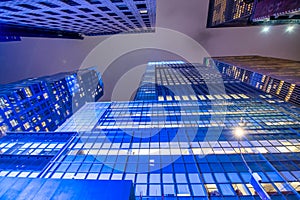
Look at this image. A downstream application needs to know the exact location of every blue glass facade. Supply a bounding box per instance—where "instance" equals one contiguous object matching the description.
[0,0,156,38]
[0,177,134,200]
[0,132,75,178]
[39,99,300,199]
[0,61,299,199]
[0,68,103,133]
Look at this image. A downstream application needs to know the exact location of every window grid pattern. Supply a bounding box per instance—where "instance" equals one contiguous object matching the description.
[134,63,298,117]
[0,132,74,179]
[0,68,104,133]
[208,56,300,106]
[47,59,300,198]
[207,0,254,27]
[1,61,299,199]
[56,102,110,132]
[39,101,300,199]
[0,0,156,35]
[91,101,300,131]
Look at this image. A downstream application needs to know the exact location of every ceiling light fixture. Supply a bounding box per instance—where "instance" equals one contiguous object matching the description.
[262,26,270,33]
[286,25,295,33]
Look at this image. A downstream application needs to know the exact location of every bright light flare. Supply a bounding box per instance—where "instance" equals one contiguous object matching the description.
[286,25,295,33]
[234,127,245,138]
[261,26,270,33]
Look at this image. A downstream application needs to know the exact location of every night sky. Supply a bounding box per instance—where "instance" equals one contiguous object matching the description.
[0,0,299,101]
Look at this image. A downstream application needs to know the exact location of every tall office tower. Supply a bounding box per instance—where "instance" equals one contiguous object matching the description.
[135,61,256,102]
[0,68,103,133]
[252,0,300,25]
[2,62,296,199]
[0,0,156,40]
[207,56,300,106]
[207,0,254,28]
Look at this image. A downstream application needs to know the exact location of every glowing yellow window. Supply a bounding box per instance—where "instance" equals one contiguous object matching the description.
[23,122,30,130]
[43,93,49,99]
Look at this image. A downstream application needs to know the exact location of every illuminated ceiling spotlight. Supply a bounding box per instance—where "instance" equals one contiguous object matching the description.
[286,25,295,33]
[261,26,270,33]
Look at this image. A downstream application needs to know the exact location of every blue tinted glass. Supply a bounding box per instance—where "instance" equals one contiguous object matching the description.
[210,163,223,172]
[214,173,229,183]
[57,164,69,172]
[78,164,91,172]
[266,172,284,182]
[257,172,269,182]
[203,173,214,183]
[234,162,248,172]
[186,164,199,173]
[101,165,113,173]
[198,164,210,172]
[174,164,186,173]
[240,172,251,182]
[67,164,80,172]
[90,164,102,173]
[227,173,242,183]
[162,164,173,173]
[219,184,235,196]
[126,163,137,172]
[137,163,149,172]
[222,163,236,172]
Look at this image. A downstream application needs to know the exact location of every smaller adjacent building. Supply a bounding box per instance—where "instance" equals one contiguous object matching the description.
[207,0,255,28]
[0,68,103,133]
[206,56,300,106]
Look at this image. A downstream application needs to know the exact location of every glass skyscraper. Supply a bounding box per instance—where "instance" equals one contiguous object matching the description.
[208,56,300,106]
[207,0,254,28]
[0,0,156,40]
[0,68,103,133]
[0,61,299,199]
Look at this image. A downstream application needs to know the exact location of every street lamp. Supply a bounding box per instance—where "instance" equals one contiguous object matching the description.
[285,25,295,33]
[261,26,271,33]
[234,125,271,200]
[234,127,244,139]
[234,126,252,173]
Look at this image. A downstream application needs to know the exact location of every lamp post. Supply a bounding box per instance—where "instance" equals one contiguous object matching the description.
[233,125,271,200]
[234,126,252,174]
